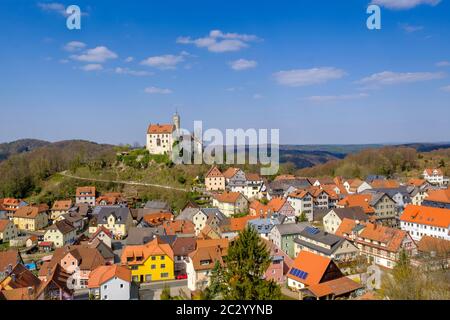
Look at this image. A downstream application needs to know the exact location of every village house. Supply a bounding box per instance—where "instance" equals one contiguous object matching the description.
[294,226,358,262]
[322,207,368,234]
[12,205,49,231]
[250,198,296,222]
[0,198,28,220]
[55,211,85,232]
[262,239,294,284]
[96,192,127,206]
[0,263,42,300]
[412,236,450,270]
[36,264,73,300]
[287,250,344,292]
[248,217,283,239]
[39,245,106,290]
[121,238,175,283]
[43,220,77,248]
[50,200,73,220]
[343,178,372,194]
[422,168,449,186]
[0,219,18,243]
[269,223,309,258]
[76,187,96,206]
[171,237,196,276]
[88,265,132,300]
[185,239,228,291]
[162,220,196,237]
[212,191,249,217]
[422,188,450,209]
[219,214,259,239]
[204,166,226,191]
[91,206,134,239]
[400,205,450,241]
[287,190,314,221]
[266,178,312,199]
[336,218,417,269]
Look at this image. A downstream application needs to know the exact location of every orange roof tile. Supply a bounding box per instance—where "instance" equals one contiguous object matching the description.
[147,124,175,134]
[205,166,224,178]
[51,200,72,211]
[228,215,258,232]
[222,167,240,179]
[162,220,195,235]
[337,194,375,214]
[121,238,174,265]
[88,265,131,288]
[213,191,243,204]
[76,187,96,197]
[408,178,427,187]
[307,276,362,298]
[424,168,443,176]
[417,236,450,255]
[0,220,11,232]
[370,179,400,189]
[400,205,450,228]
[287,250,335,286]
[13,205,48,219]
[424,188,450,204]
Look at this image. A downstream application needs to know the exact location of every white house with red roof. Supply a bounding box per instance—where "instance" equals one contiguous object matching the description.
[146,113,179,155]
[422,168,449,186]
[400,205,450,241]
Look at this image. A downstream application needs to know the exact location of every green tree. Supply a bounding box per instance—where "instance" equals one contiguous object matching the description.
[206,227,282,300]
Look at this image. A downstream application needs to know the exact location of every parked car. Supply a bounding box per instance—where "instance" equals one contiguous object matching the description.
[176,274,187,280]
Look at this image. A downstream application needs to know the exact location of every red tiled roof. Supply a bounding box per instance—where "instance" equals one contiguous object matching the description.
[424,188,450,204]
[401,205,450,228]
[213,191,243,204]
[76,187,96,197]
[287,250,335,286]
[205,166,224,178]
[337,194,375,214]
[88,265,131,288]
[147,124,175,134]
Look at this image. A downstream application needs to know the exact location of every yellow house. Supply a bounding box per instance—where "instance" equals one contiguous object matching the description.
[121,238,175,283]
[92,207,133,239]
[13,205,49,231]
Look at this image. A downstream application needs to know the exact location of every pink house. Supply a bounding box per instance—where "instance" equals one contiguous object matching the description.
[263,239,294,284]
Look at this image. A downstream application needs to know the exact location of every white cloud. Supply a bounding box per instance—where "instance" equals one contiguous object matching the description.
[144,86,172,94]
[441,85,450,92]
[177,30,261,53]
[359,71,445,86]
[436,61,450,67]
[305,93,369,103]
[71,46,118,63]
[38,2,88,17]
[274,67,346,87]
[115,67,152,77]
[399,23,424,33]
[141,54,185,70]
[37,2,66,16]
[253,93,263,99]
[64,41,86,52]
[80,64,103,71]
[229,59,257,71]
[125,56,134,63]
[371,0,441,10]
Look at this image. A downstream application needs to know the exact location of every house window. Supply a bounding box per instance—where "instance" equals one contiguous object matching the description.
[104,295,108,300]
[161,273,169,278]
[161,264,166,269]
[120,284,124,288]
[104,285,107,289]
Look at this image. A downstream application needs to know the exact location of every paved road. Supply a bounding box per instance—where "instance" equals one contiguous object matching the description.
[139,279,189,300]
[59,171,189,192]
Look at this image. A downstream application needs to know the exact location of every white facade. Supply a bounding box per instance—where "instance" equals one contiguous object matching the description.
[91,277,131,300]
[146,132,174,155]
[400,221,450,241]
[192,211,208,235]
[423,169,448,186]
[185,259,211,291]
[287,194,313,221]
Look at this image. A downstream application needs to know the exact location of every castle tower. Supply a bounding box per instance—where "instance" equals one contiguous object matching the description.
[173,111,180,131]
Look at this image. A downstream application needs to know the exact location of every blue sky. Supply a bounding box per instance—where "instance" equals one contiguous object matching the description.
[0,0,449,145]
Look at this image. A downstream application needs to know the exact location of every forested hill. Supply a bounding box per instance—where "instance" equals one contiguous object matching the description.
[0,140,115,198]
[0,139,50,161]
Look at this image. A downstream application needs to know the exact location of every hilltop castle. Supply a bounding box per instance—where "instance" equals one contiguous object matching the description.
[146,113,202,156]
